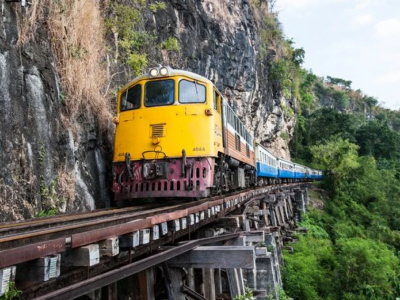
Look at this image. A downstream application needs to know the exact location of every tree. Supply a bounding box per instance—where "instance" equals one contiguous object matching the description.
[283,236,336,300]
[356,120,400,160]
[310,136,360,188]
[336,238,399,299]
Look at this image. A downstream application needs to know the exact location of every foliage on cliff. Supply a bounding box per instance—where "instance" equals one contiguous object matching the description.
[284,85,400,298]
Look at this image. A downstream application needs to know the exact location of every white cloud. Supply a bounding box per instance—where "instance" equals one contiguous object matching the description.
[355,0,371,10]
[278,0,347,11]
[353,14,374,25]
[375,18,400,38]
[278,0,316,10]
[375,71,400,85]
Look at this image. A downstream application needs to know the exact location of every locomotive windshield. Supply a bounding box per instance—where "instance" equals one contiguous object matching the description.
[179,80,206,103]
[145,79,175,107]
[120,84,141,111]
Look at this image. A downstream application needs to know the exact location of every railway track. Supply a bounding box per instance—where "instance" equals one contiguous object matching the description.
[0,183,306,268]
[0,200,217,252]
[0,182,310,300]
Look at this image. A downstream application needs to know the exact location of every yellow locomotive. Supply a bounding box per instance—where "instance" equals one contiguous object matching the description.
[112,66,256,204]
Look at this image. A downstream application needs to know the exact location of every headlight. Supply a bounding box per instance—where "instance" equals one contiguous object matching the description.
[149,68,159,77]
[159,67,169,76]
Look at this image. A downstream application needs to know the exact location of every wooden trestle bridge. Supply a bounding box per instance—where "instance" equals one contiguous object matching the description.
[0,183,311,300]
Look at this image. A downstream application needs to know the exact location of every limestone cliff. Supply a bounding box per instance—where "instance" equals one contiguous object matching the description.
[0,0,296,221]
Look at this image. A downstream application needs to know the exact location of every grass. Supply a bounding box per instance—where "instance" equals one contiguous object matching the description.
[17,0,113,134]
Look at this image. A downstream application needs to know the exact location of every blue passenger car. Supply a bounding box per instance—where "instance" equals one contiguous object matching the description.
[255,143,278,183]
[277,158,295,179]
[294,163,307,179]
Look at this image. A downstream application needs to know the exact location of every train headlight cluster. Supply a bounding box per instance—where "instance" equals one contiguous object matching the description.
[148,66,171,78]
[149,68,159,77]
[159,67,169,76]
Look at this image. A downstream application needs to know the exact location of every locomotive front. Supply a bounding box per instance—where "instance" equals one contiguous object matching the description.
[112,66,224,204]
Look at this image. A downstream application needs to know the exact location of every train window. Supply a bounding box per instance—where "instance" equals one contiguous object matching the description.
[179,80,206,103]
[120,84,141,111]
[235,134,241,151]
[145,80,175,107]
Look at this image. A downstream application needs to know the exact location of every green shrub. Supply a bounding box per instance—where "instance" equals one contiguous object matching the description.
[127,52,148,76]
[149,1,167,13]
[159,37,180,52]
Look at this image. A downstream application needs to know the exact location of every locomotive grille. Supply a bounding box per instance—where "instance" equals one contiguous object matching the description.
[150,123,166,137]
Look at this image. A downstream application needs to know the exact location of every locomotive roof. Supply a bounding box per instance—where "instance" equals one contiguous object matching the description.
[120,68,214,91]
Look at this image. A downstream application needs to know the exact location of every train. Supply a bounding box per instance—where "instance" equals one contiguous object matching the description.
[111,66,322,205]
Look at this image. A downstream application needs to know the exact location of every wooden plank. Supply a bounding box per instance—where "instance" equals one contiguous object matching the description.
[64,244,99,267]
[262,202,269,225]
[140,229,150,245]
[137,268,155,300]
[227,269,241,298]
[244,231,265,243]
[99,237,119,257]
[214,269,222,295]
[237,269,245,295]
[197,228,226,238]
[187,268,195,289]
[167,246,254,269]
[0,267,16,296]
[101,282,117,300]
[152,225,160,241]
[16,255,61,282]
[213,216,241,228]
[165,267,186,300]
[119,231,140,248]
[203,268,215,300]
[253,209,269,216]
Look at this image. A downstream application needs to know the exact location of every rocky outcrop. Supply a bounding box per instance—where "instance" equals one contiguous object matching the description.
[0,0,295,221]
[146,0,295,158]
[0,1,109,221]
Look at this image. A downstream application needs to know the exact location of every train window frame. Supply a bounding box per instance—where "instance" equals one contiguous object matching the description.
[235,133,241,152]
[178,79,206,104]
[214,90,222,113]
[120,84,142,111]
[214,90,217,110]
[144,79,175,107]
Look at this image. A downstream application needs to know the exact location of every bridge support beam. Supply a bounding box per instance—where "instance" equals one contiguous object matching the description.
[101,282,117,300]
[203,268,215,300]
[166,246,255,269]
[165,267,186,300]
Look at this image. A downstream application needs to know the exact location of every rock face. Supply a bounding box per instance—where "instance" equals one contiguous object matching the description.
[148,0,295,158]
[0,0,295,221]
[0,2,109,221]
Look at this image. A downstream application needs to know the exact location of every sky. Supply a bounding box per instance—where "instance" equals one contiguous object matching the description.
[276,0,400,110]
